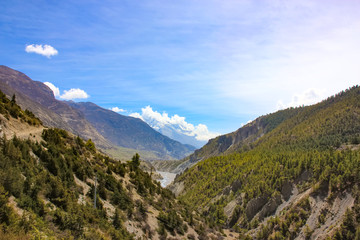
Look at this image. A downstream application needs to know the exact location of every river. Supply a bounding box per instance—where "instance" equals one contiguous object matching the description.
[157,171,177,187]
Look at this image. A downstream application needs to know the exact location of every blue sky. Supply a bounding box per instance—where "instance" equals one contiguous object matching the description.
[1,0,360,141]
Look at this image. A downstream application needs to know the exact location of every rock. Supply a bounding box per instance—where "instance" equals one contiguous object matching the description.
[245,195,268,220]
[256,194,282,221]
[281,180,292,201]
[295,170,312,183]
[231,180,242,193]
[224,198,240,218]
[168,181,185,197]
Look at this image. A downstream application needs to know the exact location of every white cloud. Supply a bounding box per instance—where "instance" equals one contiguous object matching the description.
[42,82,89,100]
[129,112,142,119]
[277,88,325,110]
[25,44,58,58]
[110,107,126,113]
[44,82,60,97]
[60,88,89,100]
[130,106,219,141]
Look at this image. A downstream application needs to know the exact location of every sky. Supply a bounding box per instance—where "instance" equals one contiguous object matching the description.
[1,0,360,144]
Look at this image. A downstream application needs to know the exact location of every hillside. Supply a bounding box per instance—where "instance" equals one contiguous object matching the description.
[0,89,230,239]
[169,107,301,173]
[67,101,195,160]
[0,65,113,149]
[169,86,360,239]
[0,65,195,160]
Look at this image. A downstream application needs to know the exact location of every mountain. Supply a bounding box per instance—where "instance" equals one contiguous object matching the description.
[67,101,196,159]
[152,123,206,149]
[169,86,360,239]
[0,65,195,160]
[168,107,301,173]
[0,65,112,149]
[0,90,228,239]
[137,116,207,148]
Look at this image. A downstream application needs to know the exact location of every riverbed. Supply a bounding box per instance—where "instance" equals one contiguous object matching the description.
[157,171,177,187]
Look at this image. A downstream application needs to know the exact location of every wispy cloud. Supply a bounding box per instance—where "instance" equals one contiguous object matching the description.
[110,107,126,113]
[211,0,360,114]
[25,44,58,58]
[130,106,219,141]
[3,0,359,134]
[44,82,89,100]
[277,88,325,110]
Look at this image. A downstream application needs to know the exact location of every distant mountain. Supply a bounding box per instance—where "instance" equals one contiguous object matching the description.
[129,107,208,148]
[0,65,195,160]
[145,123,206,149]
[67,101,196,159]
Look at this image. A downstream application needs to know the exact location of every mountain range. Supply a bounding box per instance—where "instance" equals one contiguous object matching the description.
[67,101,196,159]
[0,65,195,160]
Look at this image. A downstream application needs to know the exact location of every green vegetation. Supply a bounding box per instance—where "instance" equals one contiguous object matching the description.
[256,197,311,239]
[175,86,360,237]
[0,91,41,125]
[0,126,205,239]
[0,90,213,239]
[0,130,133,239]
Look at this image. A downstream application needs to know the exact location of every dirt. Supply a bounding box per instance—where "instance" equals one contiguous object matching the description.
[74,175,91,196]
[0,115,44,142]
[223,229,239,240]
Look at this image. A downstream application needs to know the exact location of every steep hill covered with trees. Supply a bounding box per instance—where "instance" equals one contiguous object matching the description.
[170,86,360,239]
[0,89,226,239]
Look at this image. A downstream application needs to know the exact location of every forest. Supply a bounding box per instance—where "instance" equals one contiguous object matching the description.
[0,89,220,239]
[174,86,360,239]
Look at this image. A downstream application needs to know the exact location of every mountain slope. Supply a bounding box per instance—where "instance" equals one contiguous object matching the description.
[67,101,196,160]
[0,65,195,160]
[170,86,360,239]
[0,91,226,239]
[171,107,301,173]
[153,123,206,148]
[0,65,112,149]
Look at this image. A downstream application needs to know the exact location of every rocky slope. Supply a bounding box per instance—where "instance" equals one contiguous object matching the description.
[0,65,195,160]
[67,101,196,160]
[0,65,112,149]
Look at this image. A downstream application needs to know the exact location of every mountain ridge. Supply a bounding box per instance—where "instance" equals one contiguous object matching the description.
[67,101,196,160]
[169,107,301,173]
[169,86,360,239]
[0,65,195,160]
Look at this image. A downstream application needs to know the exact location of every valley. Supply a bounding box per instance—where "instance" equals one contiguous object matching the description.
[0,66,359,239]
[157,171,177,188]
